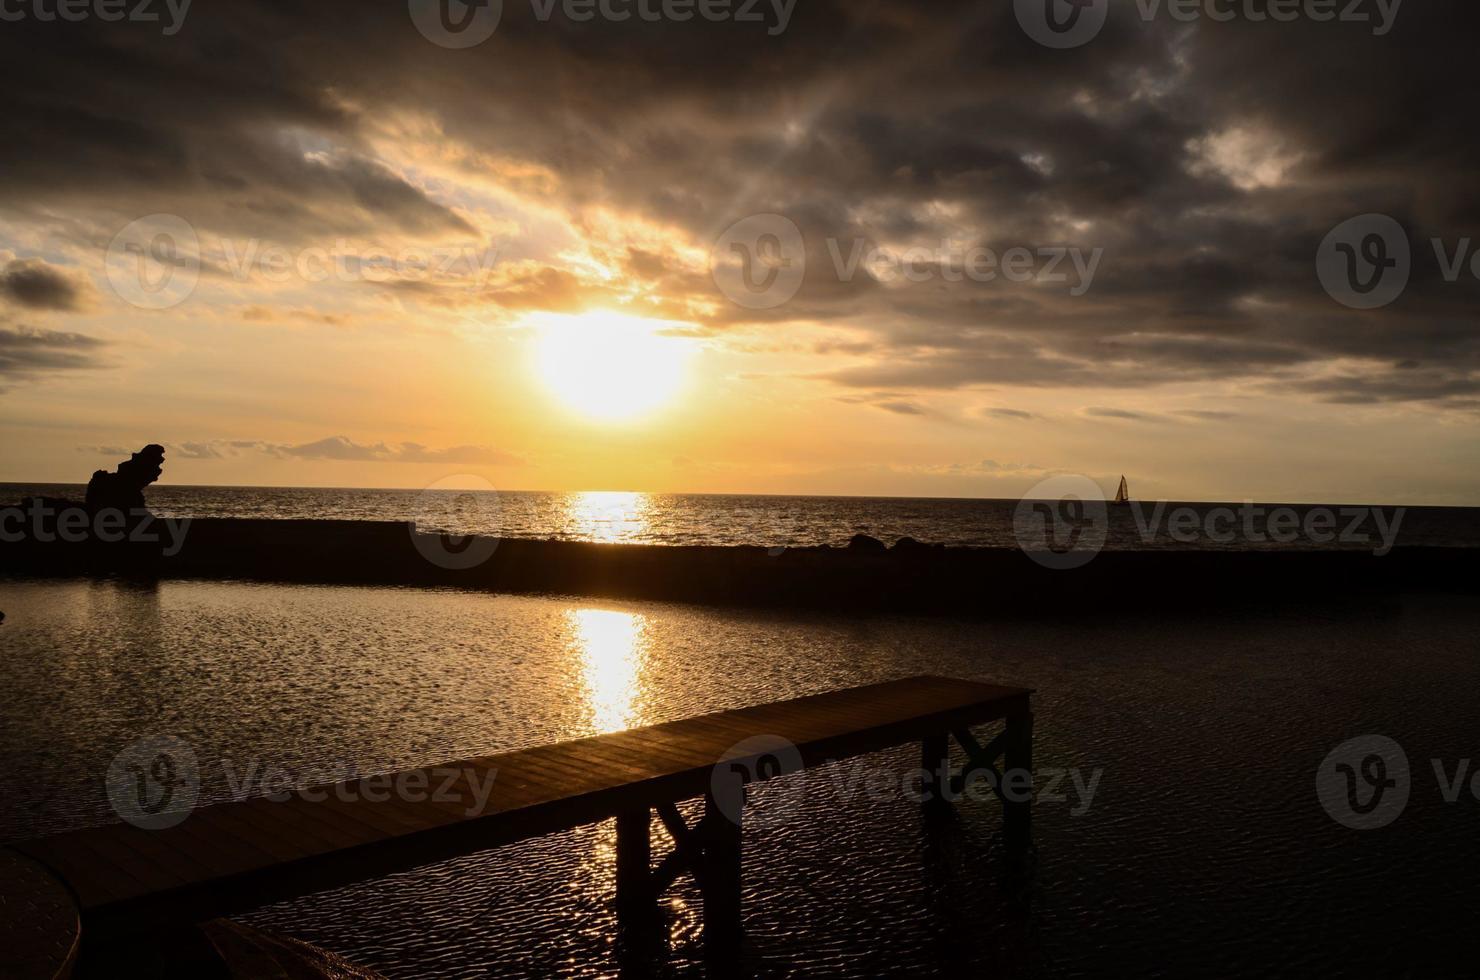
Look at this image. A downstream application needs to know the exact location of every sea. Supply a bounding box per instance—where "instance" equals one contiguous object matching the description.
[3,485,1479,977]
[4,483,1479,551]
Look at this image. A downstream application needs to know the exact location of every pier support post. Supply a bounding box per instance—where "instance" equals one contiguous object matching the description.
[701,794,743,971]
[1003,712,1034,852]
[615,809,653,940]
[921,732,952,814]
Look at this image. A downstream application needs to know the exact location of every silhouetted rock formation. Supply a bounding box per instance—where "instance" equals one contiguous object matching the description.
[4,443,168,574]
[85,444,165,516]
[847,533,887,552]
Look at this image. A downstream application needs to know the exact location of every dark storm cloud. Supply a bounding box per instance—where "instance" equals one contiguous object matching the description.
[0,9,471,241]
[2,2,1477,405]
[0,259,90,311]
[0,321,107,386]
[1274,370,1480,406]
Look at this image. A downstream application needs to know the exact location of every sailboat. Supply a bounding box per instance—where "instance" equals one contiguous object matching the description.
[1113,475,1130,505]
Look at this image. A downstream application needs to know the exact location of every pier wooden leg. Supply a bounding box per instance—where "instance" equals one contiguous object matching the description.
[922,733,952,813]
[701,794,744,972]
[1003,712,1034,852]
[615,809,653,937]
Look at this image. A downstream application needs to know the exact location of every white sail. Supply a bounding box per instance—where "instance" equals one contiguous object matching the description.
[1114,475,1130,504]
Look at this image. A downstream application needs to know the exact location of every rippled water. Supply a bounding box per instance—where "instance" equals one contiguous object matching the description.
[5,483,1478,550]
[2,578,1478,977]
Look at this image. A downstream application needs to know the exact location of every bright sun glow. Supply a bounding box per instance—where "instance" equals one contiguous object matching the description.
[530,311,695,421]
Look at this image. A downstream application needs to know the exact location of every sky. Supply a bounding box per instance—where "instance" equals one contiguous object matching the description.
[1,0,1477,503]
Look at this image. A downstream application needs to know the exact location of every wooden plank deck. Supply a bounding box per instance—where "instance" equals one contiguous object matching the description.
[13,675,1032,946]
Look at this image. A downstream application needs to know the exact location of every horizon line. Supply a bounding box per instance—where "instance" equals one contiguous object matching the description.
[0,479,1470,511]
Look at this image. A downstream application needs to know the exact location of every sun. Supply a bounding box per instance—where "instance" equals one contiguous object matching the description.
[529,310,695,422]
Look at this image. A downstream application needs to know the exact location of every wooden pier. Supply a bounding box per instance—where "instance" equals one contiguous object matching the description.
[7,675,1033,975]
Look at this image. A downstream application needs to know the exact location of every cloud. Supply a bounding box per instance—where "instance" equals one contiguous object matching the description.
[1275,371,1480,406]
[277,436,387,461]
[239,305,348,327]
[208,436,525,466]
[0,322,107,387]
[983,407,1035,420]
[0,259,92,311]
[1085,407,1155,421]
[836,392,928,416]
[172,441,225,459]
[1,1,1477,409]
[907,458,1052,478]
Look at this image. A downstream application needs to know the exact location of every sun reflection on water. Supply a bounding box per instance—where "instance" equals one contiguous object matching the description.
[565,606,701,947]
[564,491,653,544]
[570,608,647,734]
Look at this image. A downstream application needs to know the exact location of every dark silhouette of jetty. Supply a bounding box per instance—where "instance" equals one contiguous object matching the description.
[5,513,1476,615]
[6,677,1032,976]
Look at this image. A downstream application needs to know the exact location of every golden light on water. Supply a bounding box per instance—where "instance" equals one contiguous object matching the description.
[530,310,695,422]
[570,608,647,734]
[564,490,653,543]
[565,604,700,945]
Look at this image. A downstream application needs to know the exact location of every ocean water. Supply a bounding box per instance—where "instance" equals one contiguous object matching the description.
[2,578,1478,977]
[4,483,1478,551]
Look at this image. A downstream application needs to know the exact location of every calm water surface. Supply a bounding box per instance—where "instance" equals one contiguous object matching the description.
[7,483,1477,550]
[2,579,1478,977]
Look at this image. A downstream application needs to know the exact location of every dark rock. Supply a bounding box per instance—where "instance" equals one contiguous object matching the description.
[892,536,940,553]
[847,533,888,553]
[85,444,165,517]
